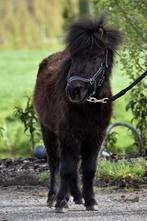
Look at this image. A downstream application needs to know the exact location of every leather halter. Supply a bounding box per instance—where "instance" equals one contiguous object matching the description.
[66,50,147,104]
[66,49,108,99]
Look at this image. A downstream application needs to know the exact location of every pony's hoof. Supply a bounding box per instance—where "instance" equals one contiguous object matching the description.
[86,205,98,211]
[47,194,56,207]
[64,203,69,208]
[47,200,55,208]
[55,207,68,213]
[55,199,68,212]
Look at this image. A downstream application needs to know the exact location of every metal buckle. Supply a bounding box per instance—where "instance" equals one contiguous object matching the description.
[87,97,108,104]
[98,75,105,86]
[89,78,94,85]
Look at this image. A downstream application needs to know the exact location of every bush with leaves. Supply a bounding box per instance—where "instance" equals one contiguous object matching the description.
[92,0,147,154]
[14,96,41,150]
[0,127,3,137]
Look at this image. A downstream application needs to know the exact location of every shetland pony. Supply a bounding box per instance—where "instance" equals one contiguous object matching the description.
[33,14,122,212]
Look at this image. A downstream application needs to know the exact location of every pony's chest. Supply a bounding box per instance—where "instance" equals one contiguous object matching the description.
[69,109,102,130]
[68,103,112,133]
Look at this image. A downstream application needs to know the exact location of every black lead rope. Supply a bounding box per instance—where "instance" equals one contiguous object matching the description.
[108,70,147,102]
[87,70,147,104]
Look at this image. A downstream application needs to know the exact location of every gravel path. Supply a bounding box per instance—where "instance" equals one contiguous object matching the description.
[0,186,147,221]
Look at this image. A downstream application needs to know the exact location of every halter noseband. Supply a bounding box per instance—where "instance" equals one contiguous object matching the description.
[66,49,109,99]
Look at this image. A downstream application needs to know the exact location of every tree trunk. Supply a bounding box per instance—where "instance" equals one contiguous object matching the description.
[79,0,89,16]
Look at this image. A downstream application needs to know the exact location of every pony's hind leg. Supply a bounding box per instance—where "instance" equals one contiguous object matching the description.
[41,124,59,207]
[69,161,83,204]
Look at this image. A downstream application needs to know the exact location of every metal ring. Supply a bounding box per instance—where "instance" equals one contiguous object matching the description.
[98,122,143,158]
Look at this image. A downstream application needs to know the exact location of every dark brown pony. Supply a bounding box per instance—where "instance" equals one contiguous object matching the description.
[33,14,122,212]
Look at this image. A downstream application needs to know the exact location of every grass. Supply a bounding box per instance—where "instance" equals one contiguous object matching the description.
[38,158,147,187]
[96,158,147,182]
[0,50,55,158]
[0,49,136,158]
[38,171,49,183]
[0,49,62,114]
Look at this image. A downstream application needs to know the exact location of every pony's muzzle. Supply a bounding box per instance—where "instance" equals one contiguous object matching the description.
[66,80,88,103]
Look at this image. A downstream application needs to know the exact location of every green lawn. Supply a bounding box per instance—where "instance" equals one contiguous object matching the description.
[0,50,61,114]
[0,50,135,158]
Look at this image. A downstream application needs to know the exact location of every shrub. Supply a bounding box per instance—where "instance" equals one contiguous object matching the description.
[92,1,147,154]
[14,96,41,150]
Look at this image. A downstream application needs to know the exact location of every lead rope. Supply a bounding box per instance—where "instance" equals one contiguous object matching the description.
[87,70,147,104]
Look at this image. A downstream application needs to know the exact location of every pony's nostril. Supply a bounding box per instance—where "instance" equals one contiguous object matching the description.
[66,82,88,103]
[74,87,81,98]
[67,85,82,101]
[68,86,81,100]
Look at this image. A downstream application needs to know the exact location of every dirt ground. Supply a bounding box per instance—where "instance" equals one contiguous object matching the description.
[0,186,147,221]
[0,158,48,186]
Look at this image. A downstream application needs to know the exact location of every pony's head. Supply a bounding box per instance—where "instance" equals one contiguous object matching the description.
[65,14,122,103]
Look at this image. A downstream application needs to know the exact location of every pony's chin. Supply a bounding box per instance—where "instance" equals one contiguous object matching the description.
[67,97,84,104]
[67,95,88,104]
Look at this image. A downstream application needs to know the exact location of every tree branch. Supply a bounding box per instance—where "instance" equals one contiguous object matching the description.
[114,0,147,44]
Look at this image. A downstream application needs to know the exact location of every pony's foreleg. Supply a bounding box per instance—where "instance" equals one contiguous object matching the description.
[69,160,83,204]
[81,136,99,211]
[55,136,82,212]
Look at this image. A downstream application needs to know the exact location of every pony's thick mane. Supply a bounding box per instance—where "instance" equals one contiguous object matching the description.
[66,14,122,55]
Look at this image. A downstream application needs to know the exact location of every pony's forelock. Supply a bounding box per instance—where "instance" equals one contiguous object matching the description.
[66,13,122,55]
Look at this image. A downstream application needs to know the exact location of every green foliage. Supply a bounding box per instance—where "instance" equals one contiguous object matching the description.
[0,50,56,158]
[79,0,90,15]
[107,131,118,151]
[39,158,147,186]
[63,0,79,28]
[14,96,41,150]
[96,158,147,181]
[106,126,142,156]
[0,127,3,137]
[92,0,147,153]
[0,119,32,158]
[38,171,49,183]
[126,88,147,152]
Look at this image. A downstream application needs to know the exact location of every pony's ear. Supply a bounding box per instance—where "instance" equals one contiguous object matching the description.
[105,28,123,51]
[95,13,107,41]
[96,12,123,51]
[96,12,107,27]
